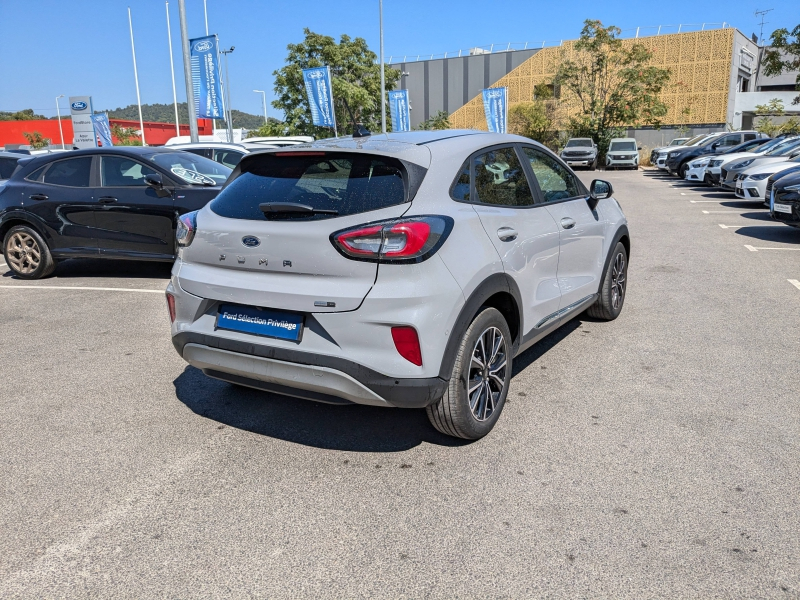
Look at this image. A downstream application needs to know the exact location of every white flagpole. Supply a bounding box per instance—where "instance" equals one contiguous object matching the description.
[379,0,386,134]
[165,2,180,137]
[128,7,147,146]
[204,0,218,138]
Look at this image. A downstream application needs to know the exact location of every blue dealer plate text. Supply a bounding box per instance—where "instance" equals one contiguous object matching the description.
[216,304,304,342]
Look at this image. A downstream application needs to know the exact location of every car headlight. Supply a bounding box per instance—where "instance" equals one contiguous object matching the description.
[747,173,770,181]
[732,159,755,169]
[710,160,723,167]
[690,159,710,168]
[784,184,800,192]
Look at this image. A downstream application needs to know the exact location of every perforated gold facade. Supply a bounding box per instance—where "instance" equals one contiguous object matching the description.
[448,28,735,130]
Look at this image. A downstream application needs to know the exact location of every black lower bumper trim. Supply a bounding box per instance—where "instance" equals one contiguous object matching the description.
[204,369,355,405]
[173,332,448,408]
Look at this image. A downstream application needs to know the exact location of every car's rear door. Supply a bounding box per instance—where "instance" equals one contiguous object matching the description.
[462,145,562,336]
[520,146,607,310]
[94,155,175,259]
[24,155,98,256]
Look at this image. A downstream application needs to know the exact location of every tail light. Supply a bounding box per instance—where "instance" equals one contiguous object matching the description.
[331,215,453,263]
[391,326,422,366]
[176,211,198,247]
[166,292,176,323]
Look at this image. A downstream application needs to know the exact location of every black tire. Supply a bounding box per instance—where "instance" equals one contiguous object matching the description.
[678,162,689,179]
[587,242,627,321]
[2,225,56,280]
[426,307,512,440]
[590,159,597,171]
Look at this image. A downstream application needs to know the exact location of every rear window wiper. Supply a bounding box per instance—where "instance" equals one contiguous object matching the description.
[259,202,338,216]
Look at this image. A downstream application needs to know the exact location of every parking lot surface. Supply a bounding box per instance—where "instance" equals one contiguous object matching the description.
[1,169,799,598]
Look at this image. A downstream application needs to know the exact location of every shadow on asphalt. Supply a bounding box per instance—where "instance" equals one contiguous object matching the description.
[733,226,800,244]
[1,258,173,280]
[735,211,774,222]
[172,319,584,451]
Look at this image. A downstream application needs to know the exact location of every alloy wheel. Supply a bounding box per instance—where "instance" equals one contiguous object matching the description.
[611,252,626,310]
[6,231,41,275]
[467,326,508,422]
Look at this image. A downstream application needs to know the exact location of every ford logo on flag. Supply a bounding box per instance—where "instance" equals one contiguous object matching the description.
[71,101,87,110]
[241,236,260,248]
[194,40,213,52]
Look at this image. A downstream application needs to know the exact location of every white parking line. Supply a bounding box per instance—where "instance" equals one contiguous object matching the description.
[702,210,745,214]
[719,224,783,229]
[690,200,729,203]
[744,245,800,252]
[0,285,164,293]
[789,280,800,291]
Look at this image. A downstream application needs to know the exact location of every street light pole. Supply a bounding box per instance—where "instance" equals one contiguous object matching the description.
[177,0,199,142]
[55,95,65,149]
[128,6,147,146]
[220,47,235,142]
[253,90,267,125]
[379,0,386,134]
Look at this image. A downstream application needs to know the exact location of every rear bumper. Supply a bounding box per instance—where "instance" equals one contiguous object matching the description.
[173,333,448,408]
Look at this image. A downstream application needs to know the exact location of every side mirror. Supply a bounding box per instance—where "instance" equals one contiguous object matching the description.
[588,179,613,210]
[145,173,171,198]
[711,142,719,150]
[637,146,642,151]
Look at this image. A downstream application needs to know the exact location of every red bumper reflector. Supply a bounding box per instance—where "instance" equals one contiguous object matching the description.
[166,292,176,323]
[391,326,422,366]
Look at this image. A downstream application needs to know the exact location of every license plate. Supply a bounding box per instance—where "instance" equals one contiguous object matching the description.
[773,203,793,214]
[216,304,304,342]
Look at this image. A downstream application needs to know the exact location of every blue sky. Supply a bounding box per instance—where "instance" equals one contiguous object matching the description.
[1,0,797,120]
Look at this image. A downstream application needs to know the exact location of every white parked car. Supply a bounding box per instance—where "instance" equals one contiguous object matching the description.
[168,142,280,169]
[735,156,800,202]
[244,136,314,147]
[606,138,640,169]
[166,130,630,439]
[720,137,800,191]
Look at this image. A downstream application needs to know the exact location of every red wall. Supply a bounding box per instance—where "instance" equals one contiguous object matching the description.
[0,118,212,148]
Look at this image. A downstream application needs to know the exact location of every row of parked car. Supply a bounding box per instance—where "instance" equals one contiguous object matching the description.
[650,131,800,229]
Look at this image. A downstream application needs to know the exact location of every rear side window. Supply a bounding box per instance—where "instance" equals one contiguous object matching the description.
[42,157,92,187]
[101,156,157,186]
[213,149,243,168]
[472,147,535,207]
[0,157,17,179]
[211,152,407,220]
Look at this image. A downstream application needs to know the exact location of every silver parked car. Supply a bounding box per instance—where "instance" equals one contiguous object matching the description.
[560,138,598,170]
[167,131,630,439]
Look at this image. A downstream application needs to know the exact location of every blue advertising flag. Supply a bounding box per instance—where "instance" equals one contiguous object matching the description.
[190,35,225,119]
[388,90,411,132]
[90,114,113,147]
[482,88,508,134]
[302,66,337,130]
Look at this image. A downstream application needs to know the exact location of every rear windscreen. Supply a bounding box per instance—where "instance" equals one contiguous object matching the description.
[210,152,408,220]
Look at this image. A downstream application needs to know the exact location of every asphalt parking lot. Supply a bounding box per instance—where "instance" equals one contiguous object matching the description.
[1,169,799,598]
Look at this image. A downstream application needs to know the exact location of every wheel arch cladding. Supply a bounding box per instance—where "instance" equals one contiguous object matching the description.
[598,225,630,293]
[0,217,46,244]
[437,273,522,381]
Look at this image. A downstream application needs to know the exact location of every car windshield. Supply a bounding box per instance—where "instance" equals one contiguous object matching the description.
[683,135,706,146]
[210,152,408,221]
[565,139,592,147]
[698,135,723,146]
[610,141,637,151]
[149,151,231,185]
[766,139,800,156]
[670,138,689,145]
[753,138,784,153]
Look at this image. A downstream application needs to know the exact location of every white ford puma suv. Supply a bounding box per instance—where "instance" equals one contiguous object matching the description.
[167,130,630,439]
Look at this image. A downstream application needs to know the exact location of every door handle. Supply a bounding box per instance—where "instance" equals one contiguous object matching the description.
[497,227,518,241]
[29,194,48,201]
[98,197,118,204]
[560,217,576,230]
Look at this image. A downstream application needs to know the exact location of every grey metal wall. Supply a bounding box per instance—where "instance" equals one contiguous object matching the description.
[396,49,540,128]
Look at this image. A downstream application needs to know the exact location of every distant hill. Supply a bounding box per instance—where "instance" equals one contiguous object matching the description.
[99,103,268,130]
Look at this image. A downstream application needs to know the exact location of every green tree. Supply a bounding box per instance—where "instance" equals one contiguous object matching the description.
[246,118,290,138]
[22,131,51,149]
[554,19,671,158]
[0,109,47,121]
[271,29,401,137]
[754,98,785,136]
[110,123,142,146]
[507,83,560,149]
[763,24,800,105]
[416,110,451,131]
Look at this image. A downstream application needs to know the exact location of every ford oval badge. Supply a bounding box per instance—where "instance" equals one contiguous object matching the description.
[194,40,213,52]
[71,101,87,110]
[241,236,260,248]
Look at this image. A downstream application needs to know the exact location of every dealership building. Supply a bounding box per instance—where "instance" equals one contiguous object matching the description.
[394,26,799,146]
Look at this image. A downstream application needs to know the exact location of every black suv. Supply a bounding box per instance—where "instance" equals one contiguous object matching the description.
[0,147,230,279]
[665,131,764,178]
